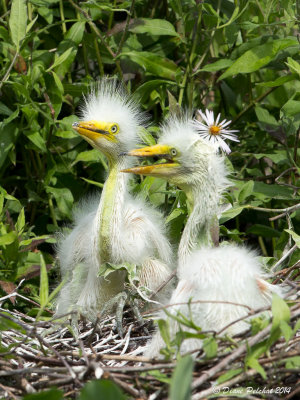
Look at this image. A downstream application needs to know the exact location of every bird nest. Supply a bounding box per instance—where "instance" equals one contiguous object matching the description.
[0,277,299,399]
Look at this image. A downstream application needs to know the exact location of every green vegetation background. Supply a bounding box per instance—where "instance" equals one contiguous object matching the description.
[0,0,299,397]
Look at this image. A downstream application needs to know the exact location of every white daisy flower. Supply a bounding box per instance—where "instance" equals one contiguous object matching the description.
[192,109,239,154]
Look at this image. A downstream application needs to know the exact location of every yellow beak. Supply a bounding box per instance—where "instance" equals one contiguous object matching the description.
[122,144,179,176]
[72,121,116,142]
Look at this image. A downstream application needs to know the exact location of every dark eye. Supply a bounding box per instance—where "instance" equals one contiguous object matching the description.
[111,124,118,133]
[171,148,177,156]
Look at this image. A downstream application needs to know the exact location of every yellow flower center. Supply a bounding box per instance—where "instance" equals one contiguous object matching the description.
[209,125,221,135]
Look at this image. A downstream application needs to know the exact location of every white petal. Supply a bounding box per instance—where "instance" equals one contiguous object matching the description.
[198,110,209,125]
[215,113,221,125]
[218,137,231,154]
[220,120,232,128]
[220,133,240,142]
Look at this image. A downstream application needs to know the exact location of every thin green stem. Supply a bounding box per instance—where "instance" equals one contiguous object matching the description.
[116,0,135,56]
[48,197,58,227]
[68,0,124,80]
[59,0,67,34]
[0,51,19,90]
[232,86,278,125]
[94,37,104,76]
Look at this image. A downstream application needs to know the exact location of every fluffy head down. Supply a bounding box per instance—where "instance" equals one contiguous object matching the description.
[80,78,148,153]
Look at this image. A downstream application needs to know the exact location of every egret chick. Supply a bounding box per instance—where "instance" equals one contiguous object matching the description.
[55,79,173,333]
[124,116,283,355]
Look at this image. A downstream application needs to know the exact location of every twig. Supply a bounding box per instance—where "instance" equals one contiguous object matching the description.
[0,51,19,90]
[271,244,298,272]
[116,0,135,56]
[68,0,123,79]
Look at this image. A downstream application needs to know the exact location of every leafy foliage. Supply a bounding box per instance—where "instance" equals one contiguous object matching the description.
[0,0,299,398]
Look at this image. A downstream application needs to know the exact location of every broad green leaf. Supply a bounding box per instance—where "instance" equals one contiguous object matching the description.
[200,59,233,72]
[217,368,243,384]
[9,0,27,49]
[281,96,300,117]
[39,254,49,308]
[271,294,290,332]
[220,38,298,80]
[16,207,25,232]
[166,207,185,223]
[52,71,64,94]
[46,186,74,217]
[27,131,47,152]
[134,79,176,102]
[203,337,218,359]
[255,106,278,126]
[0,231,17,246]
[238,180,254,203]
[247,224,280,238]
[285,356,300,369]
[246,358,267,379]
[285,229,300,248]
[285,57,300,76]
[0,312,25,333]
[23,389,63,400]
[169,355,194,400]
[121,51,179,80]
[130,18,181,39]
[280,320,293,342]
[46,47,74,72]
[73,149,104,165]
[158,319,171,348]
[65,21,85,45]
[78,380,126,400]
[219,205,245,223]
[257,74,297,87]
[253,182,294,200]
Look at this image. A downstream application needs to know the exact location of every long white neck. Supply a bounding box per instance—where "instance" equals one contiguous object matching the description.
[94,156,130,266]
[178,181,219,267]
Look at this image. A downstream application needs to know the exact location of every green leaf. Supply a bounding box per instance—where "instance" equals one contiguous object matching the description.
[246,358,267,379]
[27,131,47,152]
[9,0,27,49]
[0,312,26,333]
[219,205,246,223]
[285,356,300,369]
[0,231,17,246]
[271,294,290,332]
[130,18,181,39]
[253,182,294,200]
[285,57,300,77]
[46,47,74,72]
[46,186,74,217]
[217,368,243,384]
[65,21,85,45]
[285,229,300,248]
[247,224,280,238]
[279,320,293,342]
[23,389,63,400]
[39,254,49,308]
[16,207,25,232]
[169,355,194,400]
[238,180,254,203]
[203,337,218,359]
[158,319,171,348]
[257,74,297,88]
[78,380,126,400]
[121,51,179,80]
[200,59,233,72]
[220,38,298,80]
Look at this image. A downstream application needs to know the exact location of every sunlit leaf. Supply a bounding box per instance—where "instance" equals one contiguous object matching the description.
[9,0,27,49]
[169,355,194,400]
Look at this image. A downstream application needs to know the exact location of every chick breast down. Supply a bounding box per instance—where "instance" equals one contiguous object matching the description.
[55,195,173,319]
[145,244,284,358]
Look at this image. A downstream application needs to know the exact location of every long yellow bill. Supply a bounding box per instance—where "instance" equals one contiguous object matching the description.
[122,144,178,176]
